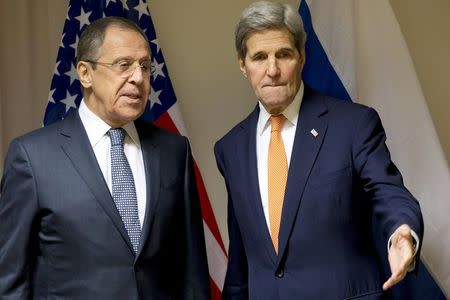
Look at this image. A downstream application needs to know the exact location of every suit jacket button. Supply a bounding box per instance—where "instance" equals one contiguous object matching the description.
[275,269,284,278]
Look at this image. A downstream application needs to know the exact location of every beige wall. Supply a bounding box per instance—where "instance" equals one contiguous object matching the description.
[0,0,67,166]
[0,0,449,247]
[390,0,450,165]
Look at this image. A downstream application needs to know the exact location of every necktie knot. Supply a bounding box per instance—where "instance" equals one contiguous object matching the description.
[109,128,126,146]
[270,115,286,132]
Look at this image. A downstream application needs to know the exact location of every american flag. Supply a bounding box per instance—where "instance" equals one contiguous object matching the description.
[44,1,227,298]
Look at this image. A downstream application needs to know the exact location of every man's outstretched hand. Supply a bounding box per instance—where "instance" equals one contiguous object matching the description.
[382,224,415,291]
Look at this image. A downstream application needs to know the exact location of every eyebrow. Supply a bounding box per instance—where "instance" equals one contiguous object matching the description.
[249,47,295,57]
[276,47,296,53]
[110,56,151,63]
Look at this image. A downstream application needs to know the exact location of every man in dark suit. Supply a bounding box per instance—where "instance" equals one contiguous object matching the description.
[0,17,210,299]
[214,2,423,299]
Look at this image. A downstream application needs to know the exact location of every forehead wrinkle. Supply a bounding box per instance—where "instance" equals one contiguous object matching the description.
[246,29,296,55]
[98,28,150,60]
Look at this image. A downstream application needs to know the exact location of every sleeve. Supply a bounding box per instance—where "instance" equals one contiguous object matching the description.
[0,139,39,299]
[214,142,248,300]
[351,107,424,260]
[181,137,211,299]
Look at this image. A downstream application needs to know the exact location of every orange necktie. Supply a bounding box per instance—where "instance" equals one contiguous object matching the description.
[268,114,288,254]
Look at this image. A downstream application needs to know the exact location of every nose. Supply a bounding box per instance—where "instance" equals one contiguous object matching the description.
[128,65,145,84]
[266,57,280,78]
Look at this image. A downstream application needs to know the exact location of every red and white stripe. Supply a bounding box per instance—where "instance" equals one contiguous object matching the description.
[154,103,228,299]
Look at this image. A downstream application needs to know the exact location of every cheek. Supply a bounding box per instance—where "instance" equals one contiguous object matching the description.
[143,83,151,96]
[102,84,123,104]
[248,70,265,88]
[250,77,261,90]
[285,67,300,86]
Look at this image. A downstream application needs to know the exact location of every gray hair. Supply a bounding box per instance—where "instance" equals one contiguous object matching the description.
[77,16,149,65]
[235,1,306,59]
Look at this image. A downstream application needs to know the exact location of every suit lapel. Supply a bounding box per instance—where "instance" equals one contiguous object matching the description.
[58,111,135,254]
[277,89,329,264]
[134,121,160,258]
[238,106,277,264]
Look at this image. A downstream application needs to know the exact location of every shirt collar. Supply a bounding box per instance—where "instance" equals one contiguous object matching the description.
[78,99,140,147]
[257,81,304,136]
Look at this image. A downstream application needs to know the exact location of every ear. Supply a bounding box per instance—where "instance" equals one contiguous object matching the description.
[299,48,306,69]
[239,58,247,78]
[77,61,92,89]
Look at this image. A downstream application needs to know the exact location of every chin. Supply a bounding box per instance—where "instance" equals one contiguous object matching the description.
[115,110,145,124]
[262,97,289,107]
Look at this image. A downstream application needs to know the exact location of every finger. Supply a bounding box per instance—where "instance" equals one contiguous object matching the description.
[383,274,402,291]
[383,277,394,291]
[383,269,407,291]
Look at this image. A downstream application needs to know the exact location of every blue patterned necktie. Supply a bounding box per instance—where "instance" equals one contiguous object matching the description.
[109,128,141,254]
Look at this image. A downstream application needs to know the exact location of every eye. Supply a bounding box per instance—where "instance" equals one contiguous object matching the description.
[277,50,293,59]
[251,53,266,61]
[140,60,151,71]
[116,60,132,71]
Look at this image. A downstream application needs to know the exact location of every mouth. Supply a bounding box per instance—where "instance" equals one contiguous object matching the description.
[262,83,285,88]
[120,92,143,103]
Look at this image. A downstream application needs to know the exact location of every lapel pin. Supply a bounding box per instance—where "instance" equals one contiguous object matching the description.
[310,129,318,137]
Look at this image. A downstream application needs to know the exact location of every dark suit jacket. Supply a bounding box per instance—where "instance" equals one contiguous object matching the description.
[0,111,211,299]
[214,86,423,300]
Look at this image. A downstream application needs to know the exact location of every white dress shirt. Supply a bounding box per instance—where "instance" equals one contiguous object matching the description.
[256,83,304,230]
[78,100,147,227]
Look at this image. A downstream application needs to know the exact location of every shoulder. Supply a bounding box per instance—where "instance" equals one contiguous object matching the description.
[9,118,65,150]
[2,118,69,176]
[215,107,257,151]
[134,119,189,150]
[304,90,387,153]
[316,92,374,116]
[305,88,380,125]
